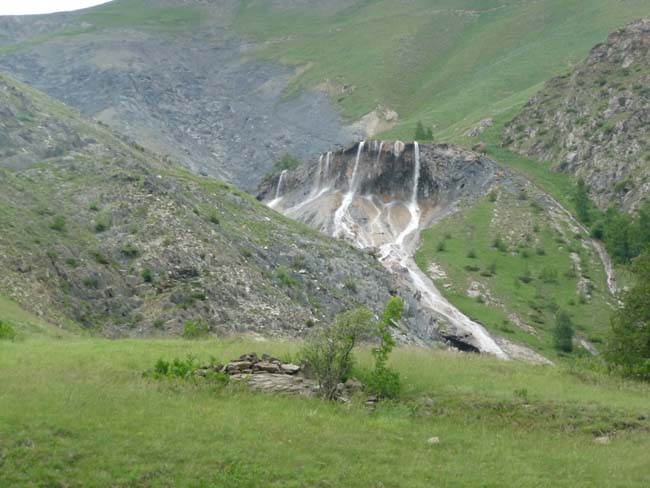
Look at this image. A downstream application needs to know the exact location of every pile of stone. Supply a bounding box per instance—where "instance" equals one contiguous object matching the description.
[195,352,318,396]
[195,352,367,401]
[195,352,302,377]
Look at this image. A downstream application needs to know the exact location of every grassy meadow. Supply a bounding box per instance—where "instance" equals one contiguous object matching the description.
[1,299,650,487]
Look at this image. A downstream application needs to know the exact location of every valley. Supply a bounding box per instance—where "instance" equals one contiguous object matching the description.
[1,1,649,486]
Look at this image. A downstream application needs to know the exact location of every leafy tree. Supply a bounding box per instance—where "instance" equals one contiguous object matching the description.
[605,252,650,380]
[414,121,434,142]
[367,296,404,399]
[553,310,575,353]
[302,307,374,400]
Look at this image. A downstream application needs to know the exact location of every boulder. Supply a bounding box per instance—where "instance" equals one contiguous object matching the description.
[281,364,301,375]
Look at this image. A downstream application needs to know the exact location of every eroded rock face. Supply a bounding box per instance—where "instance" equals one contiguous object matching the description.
[503,18,650,212]
[258,142,513,358]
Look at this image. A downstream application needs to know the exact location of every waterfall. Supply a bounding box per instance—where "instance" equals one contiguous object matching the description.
[314,154,324,193]
[324,152,332,188]
[375,141,385,167]
[396,142,421,246]
[393,140,405,158]
[268,169,288,209]
[333,141,365,240]
[275,170,288,199]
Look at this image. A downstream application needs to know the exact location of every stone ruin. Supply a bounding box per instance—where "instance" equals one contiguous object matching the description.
[195,352,367,402]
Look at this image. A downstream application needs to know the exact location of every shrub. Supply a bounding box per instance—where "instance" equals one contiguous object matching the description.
[436,241,446,252]
[492,235,507,252]
[208,210,220,225]
[344,279,358,294]
[302,307,374,400]
[540,267,558,284]
[366,297,404,399]
[467,249,477,259]
[121,243,139,258]
[94,219,110,233]
[141,267,153,283]
[414,121,434,142]
[275,267,298,287]
[0,321,17,341]
[50,215,66,232]
[488,190,498,203]
[553,310,575,353]
[92,251,109,265]
[182,319,211,339]
[519,268,533,284]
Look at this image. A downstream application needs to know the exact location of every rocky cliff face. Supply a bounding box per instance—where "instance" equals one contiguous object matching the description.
[258,141,554,361]
[503,18,650,212]
[0,0,359,191]
[0,74,428,341]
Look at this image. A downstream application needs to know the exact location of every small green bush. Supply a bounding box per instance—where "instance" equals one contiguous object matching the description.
[275,267,298,287]
[366,297,404,399]
[50,215,66,232]
[0,321,17,341]
[182,319,211,339]
[121,243,140,258]
[142,267,153,283]
[302,307,374,400]
[554,310,575,353]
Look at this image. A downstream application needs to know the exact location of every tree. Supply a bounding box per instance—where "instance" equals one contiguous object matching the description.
[574,178,591,224]
[414,121,434,142]
[367,296,404,398]
[302,307,374,400]
[605,251,650,380]
[553,310,575,353]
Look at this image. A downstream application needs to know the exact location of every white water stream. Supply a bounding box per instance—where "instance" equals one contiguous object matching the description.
[328,141,508,357]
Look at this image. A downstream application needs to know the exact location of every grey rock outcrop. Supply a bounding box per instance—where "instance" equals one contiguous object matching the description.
[504,18,650,212]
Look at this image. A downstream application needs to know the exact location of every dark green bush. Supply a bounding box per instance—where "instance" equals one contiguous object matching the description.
[182,319,211,339]
[0,321,17,341]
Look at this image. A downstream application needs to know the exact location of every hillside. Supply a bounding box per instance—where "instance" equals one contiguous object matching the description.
[503,18,650,212]
[0,73,436,341]
[258,141,614,359]
[1,0,649,189]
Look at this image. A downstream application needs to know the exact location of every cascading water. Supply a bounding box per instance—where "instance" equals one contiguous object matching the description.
[333,141,365,240]
[268,169,288,209]
[396,142,421,246]
[265,141,509,358]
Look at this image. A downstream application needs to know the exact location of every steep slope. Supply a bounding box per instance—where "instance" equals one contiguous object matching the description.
[1,1,649,190]
[0,73,436,341]
[503,19,650,212]
[0,0,359,191]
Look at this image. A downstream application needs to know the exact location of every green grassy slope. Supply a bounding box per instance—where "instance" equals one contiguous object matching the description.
[1,337,649,487]
[236,0,650,140]
[416,192,613,357]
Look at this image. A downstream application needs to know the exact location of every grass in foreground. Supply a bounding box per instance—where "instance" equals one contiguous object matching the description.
[1,337,649,487]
